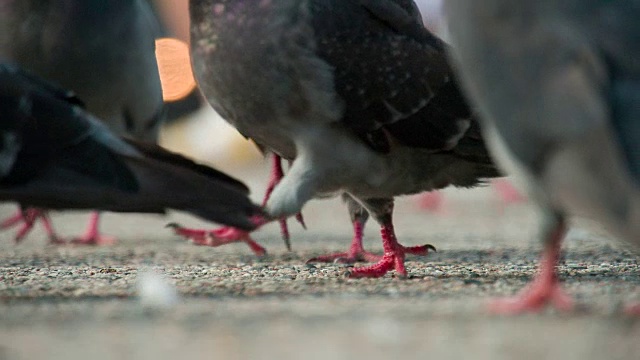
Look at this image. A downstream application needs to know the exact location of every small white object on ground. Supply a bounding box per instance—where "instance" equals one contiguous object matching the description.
[136,269,179,310]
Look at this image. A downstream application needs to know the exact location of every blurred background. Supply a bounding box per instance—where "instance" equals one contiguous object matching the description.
[1,1,639,359]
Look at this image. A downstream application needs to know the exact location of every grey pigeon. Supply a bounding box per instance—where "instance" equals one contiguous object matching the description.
[0,0,166,244]
[0,63,263,232]
[446,0,640,312]
[171,0,501,278]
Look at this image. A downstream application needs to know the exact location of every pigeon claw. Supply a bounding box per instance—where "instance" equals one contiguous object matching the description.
[488,278,574,314]
[347,243,435,279]
[168,223,267,257]
[69,212,116,246]
[306,219,382,264]
[295,212,306,230]
[1,208,64,244]
[277,218,292,252]
[624,304,640,316]
[347,253,406,278]
[405,244,436,256]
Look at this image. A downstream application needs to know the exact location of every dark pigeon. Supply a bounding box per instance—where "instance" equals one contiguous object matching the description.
[0,63,263,232]
[446,0,640,312]
[0,0,167,244]
[171,0,502,278]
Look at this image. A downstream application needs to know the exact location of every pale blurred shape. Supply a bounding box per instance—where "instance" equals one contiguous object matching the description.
[159,106,262,167]
[136,269,179,311]
[156,38,197,101]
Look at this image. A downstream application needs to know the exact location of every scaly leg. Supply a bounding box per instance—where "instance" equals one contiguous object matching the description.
[172,153,311,255]
[307,194,381,263]
[71,212,117,245]
[488,215,573,313]
[347,198,435,278]
[168,215,269,256]
[1,207,63,244]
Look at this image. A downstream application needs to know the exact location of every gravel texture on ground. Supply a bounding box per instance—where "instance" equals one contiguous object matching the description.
[0,165,638,360]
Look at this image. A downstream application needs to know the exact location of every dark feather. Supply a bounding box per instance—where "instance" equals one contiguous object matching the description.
[0,63,262,230]
[0,63,139,191]
[123,138,250,194]
[310,0,474,152]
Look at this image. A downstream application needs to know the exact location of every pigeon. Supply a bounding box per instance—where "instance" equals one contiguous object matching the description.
[169,0,502,278]
[445,0,640,312]
[0,0,166,244]
[0,63,263,231]
[411,0,524,214]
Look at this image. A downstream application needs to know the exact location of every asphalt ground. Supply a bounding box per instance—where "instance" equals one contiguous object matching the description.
[0,163,639,360]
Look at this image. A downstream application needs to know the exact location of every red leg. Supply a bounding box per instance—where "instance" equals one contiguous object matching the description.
[416,191,444,212]
[267,156,305,250]
[348,221,435,279]
[488,221,573,313]
[1,207,63,244]
[307,219,382,263]
[168,215,269,256]
[264,154,292,249]
[174,154,307,255]
[37,212,65,244]
[493,178,526,205]
[71,212,116,246]
[625,304,640,315]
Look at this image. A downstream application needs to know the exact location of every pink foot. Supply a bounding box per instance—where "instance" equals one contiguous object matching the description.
[276,212,305,252]
[624,304,640,315]
[1,208,64,244]
[488,224,574,313]
[266,155,305,251]
[348,223,435,278]
[493,179,526,204]
[416,191,444,212]
[307,220,382,264]
[488,277,574,314]
[70,212,116,246]
[168,216,269,256]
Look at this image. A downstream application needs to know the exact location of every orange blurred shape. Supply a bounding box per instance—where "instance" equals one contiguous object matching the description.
[155,38,196,102]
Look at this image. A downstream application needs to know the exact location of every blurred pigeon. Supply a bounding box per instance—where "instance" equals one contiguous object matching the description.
[0,63,263,231]
[415,178,525,213]
[411,0,525,213]
[446,0,640,312]
[0,0,166,244]
[170,0,502,278]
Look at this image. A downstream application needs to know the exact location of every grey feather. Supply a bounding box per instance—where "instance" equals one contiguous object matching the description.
[446,0,640,247]
[0,0,165,141]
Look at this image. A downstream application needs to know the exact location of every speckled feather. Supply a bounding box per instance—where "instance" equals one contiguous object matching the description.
[310,0,472,152]
[190,0,500,221]
[191,0,476,155]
